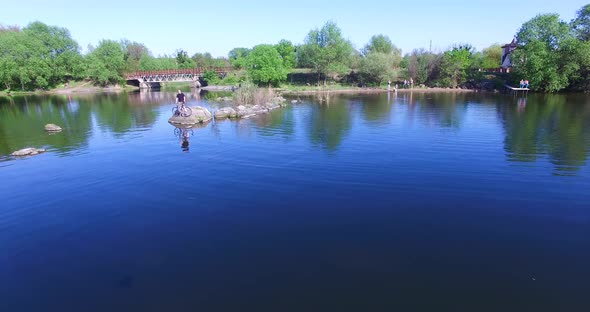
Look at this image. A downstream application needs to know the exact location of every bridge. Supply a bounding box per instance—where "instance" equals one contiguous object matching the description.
[126,67,232,89]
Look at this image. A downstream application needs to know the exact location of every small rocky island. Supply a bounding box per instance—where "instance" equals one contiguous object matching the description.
[168,96,288,125]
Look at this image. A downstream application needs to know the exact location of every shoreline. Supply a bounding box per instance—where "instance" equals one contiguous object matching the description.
[2,85,506,97]
[0,85,137,97]
[279,87,479,95]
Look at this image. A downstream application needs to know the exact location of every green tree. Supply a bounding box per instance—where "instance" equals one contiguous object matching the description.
[192,52,213,67]
[297,21,354,85]
[481,44,503,69]
[246,44,288,87]
[439,44,474,88]
[358,52,397,85]
[275,39,297,69]
[572,4,590,41]
[362,34,400,56]
[0,30,25,90]
[570,5,590,90]
[86,39,126,86]
[0,22,82,90]
[138,55,178,71]
[201,70,221,85]
[512,14,576,92]
[25,21,82,81]
[517,14,572,47]
[406,49,441,85]
[192,52,230,68]
[228,47,250,69]
[121,40,149,72]
[358,34,402,85]
[175,49,195,69]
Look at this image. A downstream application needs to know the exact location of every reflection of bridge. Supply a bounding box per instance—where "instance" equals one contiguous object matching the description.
[125,67,231,89]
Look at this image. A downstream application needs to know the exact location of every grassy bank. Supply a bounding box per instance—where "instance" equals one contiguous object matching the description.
[160,82,193,91]
[275,83,477,95]
[0,80,137,96]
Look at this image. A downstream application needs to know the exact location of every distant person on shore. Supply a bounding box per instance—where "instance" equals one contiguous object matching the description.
[524,80,530,88]
[519,79,525,88]
[176,90,186,105]
[403,80,408,88]
[388,80,391,91]
[410,78,414,88]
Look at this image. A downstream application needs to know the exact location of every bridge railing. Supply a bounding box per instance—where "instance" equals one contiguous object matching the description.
[126,67,233,79]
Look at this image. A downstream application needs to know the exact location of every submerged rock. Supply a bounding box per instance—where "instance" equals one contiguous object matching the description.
[44,124,62,132]
[11,148,46,157]
[214,107,238,119]
[168,106,212,125]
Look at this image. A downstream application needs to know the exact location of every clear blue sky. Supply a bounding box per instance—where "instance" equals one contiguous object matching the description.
[1,0,587,57]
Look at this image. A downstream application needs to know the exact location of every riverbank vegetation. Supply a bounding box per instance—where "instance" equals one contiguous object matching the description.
[1,4,589,93]
[232,82,276,105]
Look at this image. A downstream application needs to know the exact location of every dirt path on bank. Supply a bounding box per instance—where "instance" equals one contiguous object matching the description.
[52,81,131,94]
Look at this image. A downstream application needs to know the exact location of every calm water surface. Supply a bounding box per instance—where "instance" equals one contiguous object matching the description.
[1,91,589,311]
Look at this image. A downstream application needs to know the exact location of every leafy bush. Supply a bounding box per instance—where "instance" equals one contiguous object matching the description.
[202,70,221,85]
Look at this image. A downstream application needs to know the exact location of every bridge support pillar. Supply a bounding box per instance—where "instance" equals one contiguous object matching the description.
[139,81,161,89]
[139,80,151,89]
[191,75,202,88]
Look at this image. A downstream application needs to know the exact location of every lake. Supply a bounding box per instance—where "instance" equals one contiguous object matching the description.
[1,90,589,311]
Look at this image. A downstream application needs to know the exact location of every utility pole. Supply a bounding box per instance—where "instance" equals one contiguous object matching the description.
[429,40,432,53]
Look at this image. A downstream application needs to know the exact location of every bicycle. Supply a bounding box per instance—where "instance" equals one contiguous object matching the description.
[172,103,192,117]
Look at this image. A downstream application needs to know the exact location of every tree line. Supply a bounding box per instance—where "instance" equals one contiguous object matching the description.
[1,4,589,92]
[0,22,233,90]
[512,4,590,92]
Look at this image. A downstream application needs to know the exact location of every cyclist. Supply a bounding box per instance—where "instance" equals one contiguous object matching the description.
[174,89,192,117]
[175,90,186,105]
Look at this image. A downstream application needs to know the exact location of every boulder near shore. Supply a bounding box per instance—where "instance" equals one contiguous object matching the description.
[44,124,62,132]
[214,107,238,119]
[11,148,46,157]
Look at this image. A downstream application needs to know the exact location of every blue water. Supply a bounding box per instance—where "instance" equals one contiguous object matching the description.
[0,91,589,311]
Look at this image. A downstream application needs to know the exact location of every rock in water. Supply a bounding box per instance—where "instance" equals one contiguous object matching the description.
[272,96,287,104]
[265,102,280,110]
[214,107,238,119]
[11,148,46,157]
[45,124,62,132]
[168,106,212,125]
